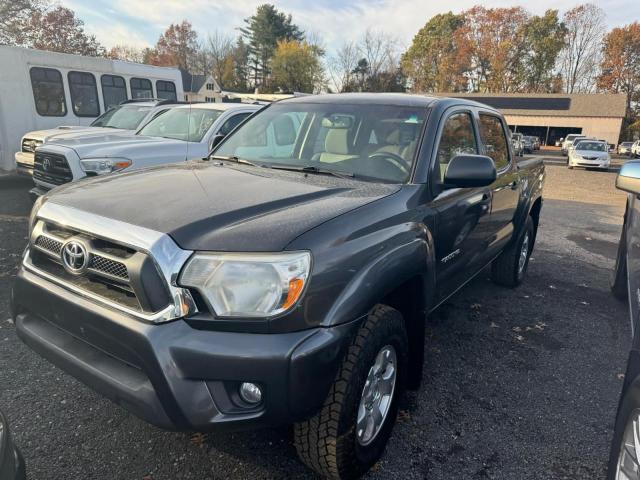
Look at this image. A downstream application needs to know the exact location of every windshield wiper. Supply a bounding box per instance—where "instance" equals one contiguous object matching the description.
[270,164,355,179]
[208,155,263,168]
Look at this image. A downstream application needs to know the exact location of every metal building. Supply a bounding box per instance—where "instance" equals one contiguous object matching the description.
[446,92,627,146]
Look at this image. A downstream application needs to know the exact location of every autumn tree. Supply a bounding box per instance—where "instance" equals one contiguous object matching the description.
[146,21,198,70]
[270,40,324,92]
[401,12,471,92]
[463,6,530,92]
[598,22,640,113]
[241,4,304,87]
[558,3,606,93]
[106,45,146,63]
[26,6,104,56]
[0,0,45,46]
[1,1,105,56]
[520,10,567,92]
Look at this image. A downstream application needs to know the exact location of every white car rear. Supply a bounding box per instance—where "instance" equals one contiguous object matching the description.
[32,103,260,194]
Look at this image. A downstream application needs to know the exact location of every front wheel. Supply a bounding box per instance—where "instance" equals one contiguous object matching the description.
[294,305,408,479]
[491,216,535,287]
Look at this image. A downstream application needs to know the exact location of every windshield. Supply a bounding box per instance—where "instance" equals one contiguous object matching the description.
[138,107,222,142]
[566,135,583,142]
[575,141,607,152]
[214,102,427,183]
[90,105,153,129]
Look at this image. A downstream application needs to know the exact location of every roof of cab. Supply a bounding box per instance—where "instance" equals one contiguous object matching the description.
[277,92,499,111]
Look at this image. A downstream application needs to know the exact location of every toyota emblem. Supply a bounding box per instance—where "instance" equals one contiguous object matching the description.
[61,240,89,275]
[42,157,52,171]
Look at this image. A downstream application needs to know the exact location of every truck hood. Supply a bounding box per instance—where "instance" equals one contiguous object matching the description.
[49,135,197,160]
[25,126,126,143]
[46,161,400,251]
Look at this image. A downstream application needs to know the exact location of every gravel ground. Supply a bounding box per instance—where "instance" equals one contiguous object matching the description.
[0,164,631,479]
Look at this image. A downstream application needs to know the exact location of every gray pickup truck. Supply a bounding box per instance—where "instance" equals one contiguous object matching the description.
[12,93,544,479]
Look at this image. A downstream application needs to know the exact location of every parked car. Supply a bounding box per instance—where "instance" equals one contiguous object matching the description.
[567,140,611,170]
[608,160,640,478]
[12,93,545,479]
[0,409,26,480]
[31,102,261,195]
[15,99,181,176]
[522,136,534,154]
[632,140,640,158]
[562,134,586,156]
[555,137,564,147]
[511,132,524,156]
[531,136,541,150]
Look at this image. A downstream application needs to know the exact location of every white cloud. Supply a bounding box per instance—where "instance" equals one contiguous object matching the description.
[91,24,151,49]
[61,0,639,51]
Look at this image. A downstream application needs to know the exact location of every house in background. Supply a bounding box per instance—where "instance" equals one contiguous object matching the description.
[180,70,221,103]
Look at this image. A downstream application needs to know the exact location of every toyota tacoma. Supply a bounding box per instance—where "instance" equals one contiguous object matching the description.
[12,93,544,479]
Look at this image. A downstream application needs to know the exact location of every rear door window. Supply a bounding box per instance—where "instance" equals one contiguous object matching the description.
[130,78,153,99]
[101,75,127,110]
[478,113,510,170]
[218,112,252,136]
[156,80,177,101]
[68,71,100,117]
[30,67,66,117]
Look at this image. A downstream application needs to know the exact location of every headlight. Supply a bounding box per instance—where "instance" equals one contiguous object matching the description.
[80,158,132,175]
[29,194,47,233]
[179,251,311,317]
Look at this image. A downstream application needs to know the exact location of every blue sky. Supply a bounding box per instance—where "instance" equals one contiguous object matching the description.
[62,0,639,53]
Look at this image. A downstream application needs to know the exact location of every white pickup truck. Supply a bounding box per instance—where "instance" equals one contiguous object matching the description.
[31,103,260,194]
[16,99,181,176]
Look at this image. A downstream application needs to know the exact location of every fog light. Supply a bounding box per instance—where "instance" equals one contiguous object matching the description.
[239,382,262,404]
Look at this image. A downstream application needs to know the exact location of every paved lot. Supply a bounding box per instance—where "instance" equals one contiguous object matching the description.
[0,163,631,479]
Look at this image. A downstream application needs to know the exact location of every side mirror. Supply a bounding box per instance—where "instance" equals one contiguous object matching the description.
[616,161,640,195]
[205,134,226,159]
[443,154,497,188]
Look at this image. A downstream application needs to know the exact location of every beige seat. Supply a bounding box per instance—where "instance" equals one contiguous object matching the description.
[319,129,358,164]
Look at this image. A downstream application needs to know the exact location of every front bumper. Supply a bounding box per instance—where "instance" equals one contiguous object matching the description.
[11,267,358,432]
[15,152,34,177]
[569,158,610,169]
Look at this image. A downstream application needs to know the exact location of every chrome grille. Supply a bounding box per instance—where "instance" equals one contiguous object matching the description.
[24,203,196,324]
[34,152,72,186]
[22,138,43,153]
[35,235,63,255]
[27,220,169,315]
[89,255,129,280]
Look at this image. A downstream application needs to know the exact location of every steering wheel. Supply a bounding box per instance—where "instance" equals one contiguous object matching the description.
[368,151,411,176]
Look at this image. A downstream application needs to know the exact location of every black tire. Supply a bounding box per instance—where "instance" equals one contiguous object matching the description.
[607,377,640,480]
[491,216,535,287]
[611,219,628,300]
[293,305,408,480]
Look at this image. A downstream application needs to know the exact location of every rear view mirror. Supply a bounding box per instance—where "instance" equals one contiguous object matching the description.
[444,154,497,188]
[205,134,226,159]
[616,161,640,195]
